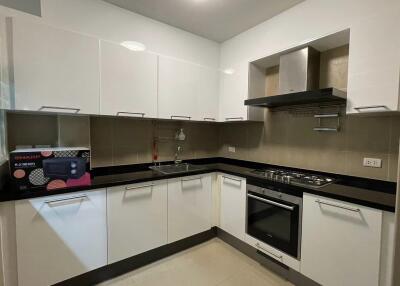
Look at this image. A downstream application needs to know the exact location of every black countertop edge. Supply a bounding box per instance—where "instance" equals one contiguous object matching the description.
[214,157,397,194]
[0,157,396,212]
[246,177,396,212]
[0,167,217,202]
[91,157,397,194]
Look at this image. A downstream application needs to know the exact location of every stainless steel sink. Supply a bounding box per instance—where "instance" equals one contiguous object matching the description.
[149,163,205,175]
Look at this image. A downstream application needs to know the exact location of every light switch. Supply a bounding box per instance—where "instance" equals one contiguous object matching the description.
[228,146,236,153]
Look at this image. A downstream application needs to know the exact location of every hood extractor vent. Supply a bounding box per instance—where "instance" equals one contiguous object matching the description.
[245,46,347,108]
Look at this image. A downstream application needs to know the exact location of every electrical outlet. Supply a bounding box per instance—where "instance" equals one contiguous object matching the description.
[363,157,382,168]
[228,146,236,153]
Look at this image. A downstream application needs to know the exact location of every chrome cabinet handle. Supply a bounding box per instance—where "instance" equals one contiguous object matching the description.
[353,105,389,112]
[45,195,88,206]
[181,177,202,182]
[315,199,361,213]
[314,114,339,118]
[225,117,243,121]
[171,115,191,120]
[181,177,202,188]
[204,117,216,121]
[39,106,80,113]
[255,243,283,259]
[117,112,145,117]
[248,194,294,211]
[125,184,154,191]
[222,175,242,184]
[313,127,338,132]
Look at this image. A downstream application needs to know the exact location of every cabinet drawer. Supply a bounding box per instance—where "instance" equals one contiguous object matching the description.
[245,234,301,271]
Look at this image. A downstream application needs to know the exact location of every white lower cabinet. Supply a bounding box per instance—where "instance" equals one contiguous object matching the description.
[379,211,396,286]
[167,174,212,243]
[301,193,383,286]
[107,181,168,264]
[218,174,246,240]
[15,190,107,286]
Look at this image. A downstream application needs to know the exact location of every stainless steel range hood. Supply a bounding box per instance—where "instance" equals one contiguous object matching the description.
[245,46,346,108]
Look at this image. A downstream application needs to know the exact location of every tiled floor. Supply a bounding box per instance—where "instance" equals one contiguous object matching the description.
[99,238,294,286]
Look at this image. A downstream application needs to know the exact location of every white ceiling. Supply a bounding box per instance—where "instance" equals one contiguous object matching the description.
[102,0,304,42]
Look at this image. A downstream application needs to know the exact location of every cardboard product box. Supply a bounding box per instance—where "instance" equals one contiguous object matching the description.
[9,147,91,191]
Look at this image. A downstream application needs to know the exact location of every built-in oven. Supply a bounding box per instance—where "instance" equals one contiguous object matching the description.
[246,184,302,259]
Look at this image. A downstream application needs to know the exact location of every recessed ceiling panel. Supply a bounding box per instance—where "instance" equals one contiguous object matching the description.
[102,0,304,42]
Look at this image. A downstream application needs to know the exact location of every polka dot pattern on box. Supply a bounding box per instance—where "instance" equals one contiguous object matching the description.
[29,169,50,186]
[54,150,79,157]
[81,152,90,163]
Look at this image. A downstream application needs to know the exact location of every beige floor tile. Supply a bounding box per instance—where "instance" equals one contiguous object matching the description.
[98,239,292,286]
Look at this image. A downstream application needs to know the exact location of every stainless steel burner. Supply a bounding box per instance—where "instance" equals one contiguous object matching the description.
[250,168,334,188]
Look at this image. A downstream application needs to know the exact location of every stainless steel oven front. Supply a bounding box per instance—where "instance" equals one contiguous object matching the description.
[246,184,302,259]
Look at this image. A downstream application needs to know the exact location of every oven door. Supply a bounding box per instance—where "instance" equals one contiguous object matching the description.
[247,192,299,258]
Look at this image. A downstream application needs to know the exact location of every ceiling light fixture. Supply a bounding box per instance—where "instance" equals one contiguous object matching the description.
[120,41,147,52]
[223,68,235,75]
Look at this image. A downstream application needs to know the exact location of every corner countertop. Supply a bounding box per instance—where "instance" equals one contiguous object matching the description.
[0,158,396,212]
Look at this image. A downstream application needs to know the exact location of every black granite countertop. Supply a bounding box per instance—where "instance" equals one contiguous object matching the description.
[0,158,396,212]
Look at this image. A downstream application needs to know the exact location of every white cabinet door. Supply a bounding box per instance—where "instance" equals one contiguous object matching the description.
[158,57,199,121]
[196,66,219,122]
[13,19,100,115]
[219,62,249,122]
[100,40,158,118]
[168,174,212,242]
[301,193,383,286]
[347,7,400,114]
[15,190,107,286]
[219,174,246,240]
[107,180,167,264]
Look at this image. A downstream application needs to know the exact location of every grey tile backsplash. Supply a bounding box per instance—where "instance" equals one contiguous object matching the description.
[219,111,400,182]
[5,112,400,182]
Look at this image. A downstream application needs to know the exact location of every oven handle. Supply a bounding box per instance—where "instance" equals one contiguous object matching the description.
[247,194,295,211]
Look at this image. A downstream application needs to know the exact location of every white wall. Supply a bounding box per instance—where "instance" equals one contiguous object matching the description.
[219,0,400,68]
[0,0,220,68]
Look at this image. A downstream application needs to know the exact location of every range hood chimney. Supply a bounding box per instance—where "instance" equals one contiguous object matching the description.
[245,46,346,108]
[279,46,320,94]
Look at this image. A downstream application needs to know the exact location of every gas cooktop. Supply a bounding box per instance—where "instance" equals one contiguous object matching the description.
[249,168,335,188]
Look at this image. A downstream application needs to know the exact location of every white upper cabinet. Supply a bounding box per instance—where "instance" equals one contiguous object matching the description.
[100,40,158,118]
[196,66,219,122]
[347,7,400,114]
[167,174,212,243]
[15,190,107,286]
[158,56,219,121]
[219,174,246,240]
[107,181,167,264]
[12,19,100,115]
[219,62,263,122]
[219,62,248,122]
[301,193,383,286]
[158,56,200,121]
